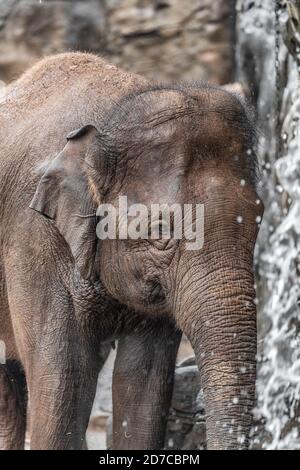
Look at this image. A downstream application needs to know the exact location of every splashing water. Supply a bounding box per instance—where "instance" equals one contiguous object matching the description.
[235,0,300,449]
[255,92,300,449]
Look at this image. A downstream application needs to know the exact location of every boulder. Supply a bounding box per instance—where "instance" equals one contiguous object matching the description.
[0,0,234,85]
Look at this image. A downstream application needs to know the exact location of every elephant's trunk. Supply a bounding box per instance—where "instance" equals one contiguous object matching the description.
[175,245,257,450]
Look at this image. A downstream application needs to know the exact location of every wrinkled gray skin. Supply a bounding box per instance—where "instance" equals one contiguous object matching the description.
[0,53,263,450]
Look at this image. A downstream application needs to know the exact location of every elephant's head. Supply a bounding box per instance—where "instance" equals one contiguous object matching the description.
[30,84,263,449]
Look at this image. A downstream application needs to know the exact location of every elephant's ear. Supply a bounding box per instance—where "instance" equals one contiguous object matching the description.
[30,125,101,280]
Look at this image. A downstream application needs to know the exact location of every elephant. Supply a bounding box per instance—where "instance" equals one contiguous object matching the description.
[0,52,263,450]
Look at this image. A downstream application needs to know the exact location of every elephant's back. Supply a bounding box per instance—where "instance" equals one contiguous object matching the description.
[1,52,147,121]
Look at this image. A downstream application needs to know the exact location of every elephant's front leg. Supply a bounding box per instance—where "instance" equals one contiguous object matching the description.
[28,333,102,450]
[112,319,181,450]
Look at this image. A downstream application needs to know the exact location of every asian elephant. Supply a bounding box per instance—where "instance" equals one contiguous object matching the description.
[0,53,263,450]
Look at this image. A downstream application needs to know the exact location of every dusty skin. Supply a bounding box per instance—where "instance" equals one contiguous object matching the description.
[0,52,263,450]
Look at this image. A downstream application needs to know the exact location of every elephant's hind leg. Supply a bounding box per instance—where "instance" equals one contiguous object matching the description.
[0,360,27,450]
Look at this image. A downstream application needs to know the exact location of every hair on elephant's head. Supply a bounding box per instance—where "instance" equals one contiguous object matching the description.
[30,84,263,449]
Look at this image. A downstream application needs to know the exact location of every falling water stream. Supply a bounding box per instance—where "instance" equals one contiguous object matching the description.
[255,136,300,449]
[245,0,300,449]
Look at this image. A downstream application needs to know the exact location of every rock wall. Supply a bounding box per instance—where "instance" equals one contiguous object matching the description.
[0,0,106,82]
[0,0,234,84]
[105,0,234,83]
[164,357,206,450]
[236,0,300,450]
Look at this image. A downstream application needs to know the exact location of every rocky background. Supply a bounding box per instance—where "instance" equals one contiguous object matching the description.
[236,0,300,450]
[1,0,300,450]
[0,0,234,84]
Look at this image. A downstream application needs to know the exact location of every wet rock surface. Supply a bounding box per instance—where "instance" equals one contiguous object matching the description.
[236,0,300,450]
[164,357,206,450]
[0,0,106,82]
[105,0,234,83]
